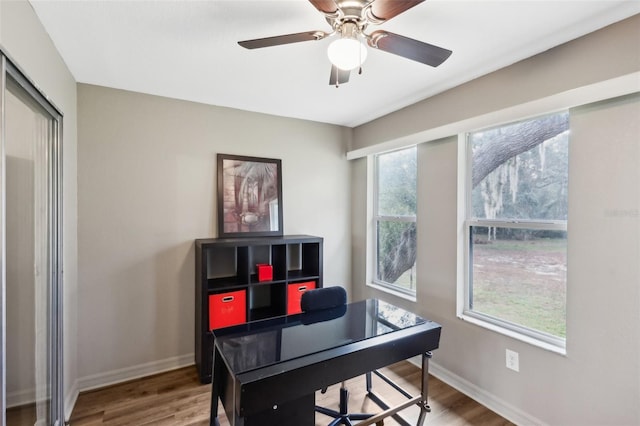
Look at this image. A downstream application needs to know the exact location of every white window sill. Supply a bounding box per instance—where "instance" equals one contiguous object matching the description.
[367,281,417,303]
[458,312,567,356]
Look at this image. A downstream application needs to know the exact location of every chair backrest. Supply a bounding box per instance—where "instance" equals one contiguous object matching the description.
[300,286,347,312]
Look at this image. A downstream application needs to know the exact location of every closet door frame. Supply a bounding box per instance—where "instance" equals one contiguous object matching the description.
[0,50,64,425]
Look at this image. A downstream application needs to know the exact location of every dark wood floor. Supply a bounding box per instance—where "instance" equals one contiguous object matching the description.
[7,403,37,426]
[69,362,514,425]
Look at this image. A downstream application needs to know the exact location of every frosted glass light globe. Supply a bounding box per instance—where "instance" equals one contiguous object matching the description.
[327,38,368,71]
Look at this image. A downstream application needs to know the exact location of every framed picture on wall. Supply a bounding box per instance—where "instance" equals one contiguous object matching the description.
[217,154,283,238]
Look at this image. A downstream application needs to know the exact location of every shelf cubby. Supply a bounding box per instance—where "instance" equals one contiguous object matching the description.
[195,235,323,383]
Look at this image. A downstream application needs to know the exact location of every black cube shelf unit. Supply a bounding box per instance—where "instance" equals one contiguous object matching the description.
[195,234,323,383]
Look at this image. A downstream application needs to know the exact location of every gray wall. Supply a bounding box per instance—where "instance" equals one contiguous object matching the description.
[350,15,640,156]
[350,16,639,426]
[0,0,79,417]
[77,84,351,385]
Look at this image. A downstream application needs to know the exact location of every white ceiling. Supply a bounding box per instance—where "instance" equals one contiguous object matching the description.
[29,0,640,127]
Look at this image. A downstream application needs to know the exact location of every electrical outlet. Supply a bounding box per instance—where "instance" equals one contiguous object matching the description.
[506,349,519,372]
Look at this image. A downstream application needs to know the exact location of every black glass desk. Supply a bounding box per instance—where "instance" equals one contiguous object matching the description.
[210,299,442,426]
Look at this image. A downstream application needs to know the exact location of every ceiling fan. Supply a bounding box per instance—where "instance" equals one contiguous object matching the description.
[238,0,452,87]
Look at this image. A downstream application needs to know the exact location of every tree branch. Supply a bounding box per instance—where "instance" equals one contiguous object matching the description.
[472,114,568,188]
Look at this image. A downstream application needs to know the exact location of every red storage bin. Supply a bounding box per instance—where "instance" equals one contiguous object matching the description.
[209,290,246,330]
[287,281,317,315]
[257,264,273,282]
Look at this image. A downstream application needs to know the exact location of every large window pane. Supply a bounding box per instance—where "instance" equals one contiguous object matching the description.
[376,221,416,291]
[465,111,569,346]
[471,227,567,337]
[470,113,569,221]
[373,146,417,295]
[376,147,416,216]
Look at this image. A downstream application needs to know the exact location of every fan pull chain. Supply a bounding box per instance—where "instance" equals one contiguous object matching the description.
[358,36,364,75]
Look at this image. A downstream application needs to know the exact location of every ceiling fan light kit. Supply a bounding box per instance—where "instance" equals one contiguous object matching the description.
[327,21,368,71]
[238,0,452,86]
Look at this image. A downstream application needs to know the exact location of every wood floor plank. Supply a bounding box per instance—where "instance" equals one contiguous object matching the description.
[69,362,514,426]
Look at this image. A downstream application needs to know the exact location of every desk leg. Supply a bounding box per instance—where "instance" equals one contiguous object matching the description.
[416,351,433,426]
[210,349,222,426]
[361,352,433,426]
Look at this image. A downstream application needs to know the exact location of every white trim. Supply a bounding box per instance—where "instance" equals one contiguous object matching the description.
[458,313,566,355]
[64,379,78,422]
[76,353,194,393]
[364,155,375,287]
[366,281,417,302]
[424,360,549,426]
[370,147,418,296]
[6,386,36,408]
[467,219,567,230]
[376,215,415,222]
[407,356,546,425]
[62,354,194,421]
[456,134,468,317]
[347,72,640,160]
[6,387,54,410]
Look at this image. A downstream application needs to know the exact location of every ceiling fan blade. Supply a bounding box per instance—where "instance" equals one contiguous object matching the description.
[308,0,339,14]
[238,31,327,49]
[329,65,350,86]
[368,30,452,67]
[368,0,425,22]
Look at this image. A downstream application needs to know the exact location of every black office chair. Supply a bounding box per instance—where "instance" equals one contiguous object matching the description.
[300,287,374,426]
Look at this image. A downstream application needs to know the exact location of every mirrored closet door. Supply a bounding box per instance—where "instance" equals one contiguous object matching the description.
[1,54,63,426]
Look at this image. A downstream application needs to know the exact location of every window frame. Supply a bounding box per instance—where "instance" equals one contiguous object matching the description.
[459,114,569,353]
[370,147,417,298]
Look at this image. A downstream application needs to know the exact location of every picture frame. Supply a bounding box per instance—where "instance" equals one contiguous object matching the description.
[217,154,283,238]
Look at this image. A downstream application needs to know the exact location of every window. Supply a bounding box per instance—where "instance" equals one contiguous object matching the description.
[463,112,569,349]
[372,146,417,296]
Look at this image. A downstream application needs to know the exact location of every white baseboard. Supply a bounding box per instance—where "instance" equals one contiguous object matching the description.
[77,353,194,393]
[9,383,74,423]
[67,353,542,425]
[6,386,35,408]
[409,357,546,426]
[64,354,193,421]
[64,380,79,422]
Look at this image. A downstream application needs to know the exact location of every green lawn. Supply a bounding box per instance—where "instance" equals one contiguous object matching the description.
[471,237,567,338]
[384,237,566,338]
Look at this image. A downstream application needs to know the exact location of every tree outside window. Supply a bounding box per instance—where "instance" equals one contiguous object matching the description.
[374,147,417,294]
[467,111,569,344]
